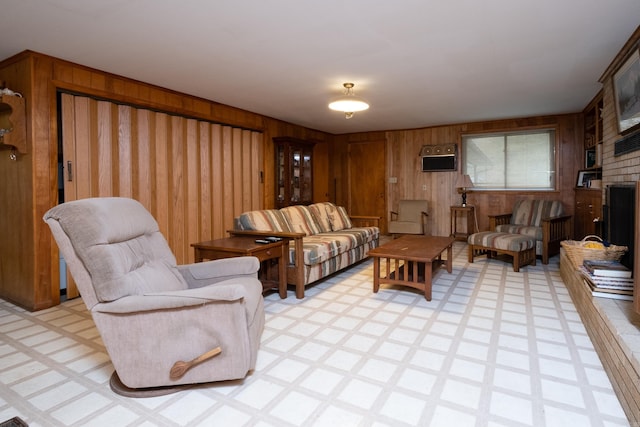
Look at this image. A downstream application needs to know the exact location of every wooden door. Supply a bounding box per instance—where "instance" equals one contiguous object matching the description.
[349,140,387,233]
[59,93,265,299]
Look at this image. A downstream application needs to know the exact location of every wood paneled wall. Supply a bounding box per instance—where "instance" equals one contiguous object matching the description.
[339,114,582,237]
[61,94,263,263]
[0,49,585,311]
[0,50,330,310]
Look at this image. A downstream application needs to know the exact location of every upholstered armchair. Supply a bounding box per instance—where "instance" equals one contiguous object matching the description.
[44,197,264,394]
[388,200,429,236]
[489,199,572,264]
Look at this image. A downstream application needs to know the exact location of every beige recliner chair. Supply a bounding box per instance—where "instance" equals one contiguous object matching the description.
[388,200,429,236]
[44,197,264,395]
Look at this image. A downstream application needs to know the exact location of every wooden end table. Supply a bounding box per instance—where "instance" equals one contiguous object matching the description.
[368,235,454,301]
[450,205,475,241]
[191,236,288,298]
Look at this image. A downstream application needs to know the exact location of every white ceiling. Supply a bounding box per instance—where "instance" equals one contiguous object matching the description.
[1,1,639,134]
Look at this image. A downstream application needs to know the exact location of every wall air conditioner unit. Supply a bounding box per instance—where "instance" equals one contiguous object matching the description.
[420,144,457,172]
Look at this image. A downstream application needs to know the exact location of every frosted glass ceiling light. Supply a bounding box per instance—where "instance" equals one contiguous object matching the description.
[328,83,369,119]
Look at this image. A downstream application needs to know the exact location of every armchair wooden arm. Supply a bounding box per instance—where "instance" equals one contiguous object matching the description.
[541,215,572,264]
[488,213,512,230]
[350,215,381,227]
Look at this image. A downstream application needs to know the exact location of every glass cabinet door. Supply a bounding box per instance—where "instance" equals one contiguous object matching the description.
[276,145,286,205]
[291,147,301,203]
[301,146,312,203]
[274,137,314,208]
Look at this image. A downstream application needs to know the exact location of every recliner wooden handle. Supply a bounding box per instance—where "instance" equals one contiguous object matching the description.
[169,346,222,380]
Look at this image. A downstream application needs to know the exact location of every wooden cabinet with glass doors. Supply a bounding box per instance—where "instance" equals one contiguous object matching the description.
[274,137,315,208]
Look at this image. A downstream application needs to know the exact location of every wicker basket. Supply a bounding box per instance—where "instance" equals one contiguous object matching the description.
[561,235,627,269]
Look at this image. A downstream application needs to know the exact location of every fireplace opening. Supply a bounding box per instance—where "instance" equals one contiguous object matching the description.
[604,183,636,272]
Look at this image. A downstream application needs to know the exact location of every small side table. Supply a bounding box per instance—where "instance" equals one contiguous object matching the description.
[191,236,288,298]
[450,205,475,241]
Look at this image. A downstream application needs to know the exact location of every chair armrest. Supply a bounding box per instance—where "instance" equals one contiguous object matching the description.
[542,214,572,241]
[177,257,259,288]
[488,213,512,230]
[93,284,248,314]
[350,215,380,227]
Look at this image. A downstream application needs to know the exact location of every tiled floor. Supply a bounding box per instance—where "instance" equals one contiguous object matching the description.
[0,242,631,426]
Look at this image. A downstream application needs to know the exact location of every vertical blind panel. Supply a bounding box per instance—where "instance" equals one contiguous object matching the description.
[60,94,264,264]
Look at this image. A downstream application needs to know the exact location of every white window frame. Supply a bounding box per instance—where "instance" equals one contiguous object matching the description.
[461,128,557,191]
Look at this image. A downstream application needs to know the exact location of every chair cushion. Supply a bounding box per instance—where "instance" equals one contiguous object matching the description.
[510,200,563,227]
[237,209,291,232]
[388,221,423,235]
[45,197,188,302]
[495,224,542,240]
[289,227,379,266]
[281,205,321,236]
[468,231,535,252]
[396,200,428,222]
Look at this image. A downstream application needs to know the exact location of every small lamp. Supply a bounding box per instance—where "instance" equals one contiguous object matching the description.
[455,174,474,207]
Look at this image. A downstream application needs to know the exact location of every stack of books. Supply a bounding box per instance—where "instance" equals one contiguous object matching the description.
[579,259,634,301]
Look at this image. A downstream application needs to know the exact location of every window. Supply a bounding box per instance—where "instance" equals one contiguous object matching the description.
[462,129,556,190]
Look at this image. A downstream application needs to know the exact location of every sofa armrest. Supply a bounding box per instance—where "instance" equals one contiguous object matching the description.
[488,213,512,230]
[350,215,380,227]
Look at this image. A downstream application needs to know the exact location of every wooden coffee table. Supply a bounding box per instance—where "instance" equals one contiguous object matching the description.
[191,236,288,298]
[369,235,455,301]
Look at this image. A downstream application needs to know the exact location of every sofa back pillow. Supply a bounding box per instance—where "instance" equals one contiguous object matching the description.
[238,209,291,232]
[308,202,334,233]
[281,205,321,236]
[326,204,353,231]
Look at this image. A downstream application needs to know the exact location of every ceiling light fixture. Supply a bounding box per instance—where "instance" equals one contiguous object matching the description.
[328,83,369,119]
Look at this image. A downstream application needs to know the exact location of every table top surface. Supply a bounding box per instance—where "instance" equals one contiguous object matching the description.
[191,236,285,252]
[368,235,455,262]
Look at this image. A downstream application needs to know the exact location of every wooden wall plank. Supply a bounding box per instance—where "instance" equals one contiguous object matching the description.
[199,122,212,240]
[186,118,199,263]
[117,105,132,198]
[170,115,186,262]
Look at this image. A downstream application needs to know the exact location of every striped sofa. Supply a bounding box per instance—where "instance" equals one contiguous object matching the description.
[232,203,380,298]
[489,199,572,264]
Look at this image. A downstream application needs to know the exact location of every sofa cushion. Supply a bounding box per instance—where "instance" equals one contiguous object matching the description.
[237,209,291,232]
[510,200,563,227]
[308,202,334,233]
[281,205,321,236]
[326,204,353,231]
[287,226,379,266]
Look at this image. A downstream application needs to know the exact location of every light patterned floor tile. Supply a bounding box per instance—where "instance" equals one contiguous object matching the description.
[0,242,632,426]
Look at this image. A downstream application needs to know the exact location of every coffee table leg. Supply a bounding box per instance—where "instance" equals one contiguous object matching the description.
[424,261,432,301]
[278,244,287,299]
[373,257,380,293]
[446,244,453,273]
